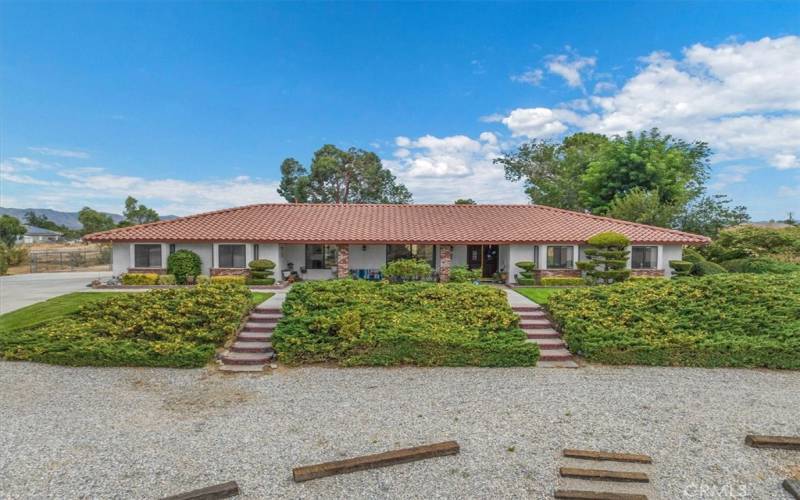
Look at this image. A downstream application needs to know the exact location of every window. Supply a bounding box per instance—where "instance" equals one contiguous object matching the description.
[631,246,658,269]
[169,244,176,255]
[546,246,574,269]
[134,244,162,268]
[386,244,436,268]
[219,244,246,268]
[305,245,338,269]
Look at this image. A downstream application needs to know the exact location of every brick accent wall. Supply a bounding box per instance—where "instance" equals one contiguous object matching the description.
[337,244,350,278]
[127,267,166,275]
[210,268,250,277]
[631,269,665,277]
[438,244,453,282]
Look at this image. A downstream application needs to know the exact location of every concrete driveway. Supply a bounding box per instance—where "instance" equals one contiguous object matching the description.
[0,271,112,314]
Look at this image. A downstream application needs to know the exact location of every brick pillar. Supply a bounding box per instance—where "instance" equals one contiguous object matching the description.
[337,244,350,278]
[439,244,453,282]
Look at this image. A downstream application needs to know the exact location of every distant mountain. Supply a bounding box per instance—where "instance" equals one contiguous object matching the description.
[0,207,177,229]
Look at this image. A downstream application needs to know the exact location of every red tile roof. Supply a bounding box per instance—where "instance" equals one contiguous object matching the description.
[83,203,710,245]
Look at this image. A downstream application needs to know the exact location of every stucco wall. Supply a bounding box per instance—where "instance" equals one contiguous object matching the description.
[662,245,683,277]
[349,244,386,270]
[507,244,538,284]
[112,243,131,276]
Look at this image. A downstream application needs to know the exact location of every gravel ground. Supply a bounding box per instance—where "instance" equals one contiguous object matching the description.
[1,362,798,500]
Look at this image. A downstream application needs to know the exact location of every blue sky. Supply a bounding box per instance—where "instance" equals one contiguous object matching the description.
[1,2,798,220]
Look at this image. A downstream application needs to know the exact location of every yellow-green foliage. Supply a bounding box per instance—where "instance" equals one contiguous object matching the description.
[547,273,800,369]
[0,284,253,367]
[274,280,539,367]
[121,273,159,285]
[211,275,247,284]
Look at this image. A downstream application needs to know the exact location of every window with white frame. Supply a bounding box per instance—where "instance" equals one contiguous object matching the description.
[386,244,436,268]
[305,244,338,269]
[134,244,162,268]
[631,246,658,269]
[218,244,246,268]
[546,246,573,269]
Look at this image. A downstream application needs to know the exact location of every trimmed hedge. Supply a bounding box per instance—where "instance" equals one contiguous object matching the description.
[248,278,275,285]
[0,284,254,367]
[540,277,585,286]
[157,274,177,285]
[211,275,247,284]
[273,280,539,367]
[547,273,800,369]
[721,257,800,274]
[516,278,536,286]
[121,273,159,285]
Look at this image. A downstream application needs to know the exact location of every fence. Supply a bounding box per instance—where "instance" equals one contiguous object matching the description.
[29,247,112,273]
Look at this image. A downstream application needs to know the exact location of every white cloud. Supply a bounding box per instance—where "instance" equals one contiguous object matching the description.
[772,153,799,170]
[511,69,544,86]
[709,165,756,191]
[29,147,90,159]
[385,133,527,203]
[498,36,800,170]
[546,52,596,88]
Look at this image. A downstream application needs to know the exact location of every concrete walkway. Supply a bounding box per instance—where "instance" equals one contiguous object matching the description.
[494,284,541,307]
[0,271,112,314]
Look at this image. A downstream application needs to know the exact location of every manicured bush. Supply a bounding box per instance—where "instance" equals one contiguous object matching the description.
[248,278,276,286]
[246,259,275,285]
[449,266,480,283]
[0,284,254,368]
[515,261,536,284]
[691,260,727,276]
[121,273,160,285]
[196,275,211,284]
[629,275,665,281]
[166,250,202,284]
[381,258,433,282]
[516,278,536,286]
[721,257,800,274]
[669,260,693,277]
[540,277,585,286]
[273,280,539,367]
[546,273,800,369]
[248,259,276,270]
[682,247,705,263]
[577,231,631,284]
[211,275,247,285]
[157,274,177,285]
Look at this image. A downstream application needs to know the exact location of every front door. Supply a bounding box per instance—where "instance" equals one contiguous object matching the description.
[482,245,499,278]
[467,245,482,271]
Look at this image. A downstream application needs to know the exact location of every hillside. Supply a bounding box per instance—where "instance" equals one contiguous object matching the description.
[0,207,176,229]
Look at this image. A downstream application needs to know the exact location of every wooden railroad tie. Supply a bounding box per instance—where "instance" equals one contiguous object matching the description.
[554,490,647,500]
[745,435,800,451]
[292,440,460,482]
[560,467,649,483]
[563,449,652,464]
[784,479,800,500]
[160,481,240,500]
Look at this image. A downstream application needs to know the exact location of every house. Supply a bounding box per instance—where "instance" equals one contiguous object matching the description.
[18,225,63,244]
[83,203,709,283]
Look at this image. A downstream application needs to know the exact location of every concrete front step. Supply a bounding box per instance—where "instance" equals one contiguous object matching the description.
[219,364,267,372]
[536,359,579,369]
[526,330,560,339]
[249,313,282,322]
[221,351,274,365]
[518,312,547,319]
[520,321,552,329]
[538,348,573,362]
[238,331,273,342]
[511,306,542,312]
[231,341,273,353]
[254,307,282,314]
[527,339,566,350]
[243,323,275,333]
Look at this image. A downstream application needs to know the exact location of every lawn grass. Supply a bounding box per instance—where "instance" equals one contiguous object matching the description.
[512,287,574,305]
[0,291,273,334]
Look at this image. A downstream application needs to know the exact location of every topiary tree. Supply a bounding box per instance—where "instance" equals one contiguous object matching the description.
[515,261,536,285]
[669,260,693,277]
[247,259,276,285]
[577,231,631,284]
[167,249,202,284]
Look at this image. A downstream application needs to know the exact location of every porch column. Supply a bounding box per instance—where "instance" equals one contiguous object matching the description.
[337,244,350,278]
[439,244,453,282]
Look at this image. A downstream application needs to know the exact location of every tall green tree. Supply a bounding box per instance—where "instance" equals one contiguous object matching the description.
[495,132,608,211]
[605,188,680,228]
[454,198,476,205]
[123,196,160,225]
[78,207,116,235]
[675,195,750,238]
[0,215,26,247]
[278,145,412,204]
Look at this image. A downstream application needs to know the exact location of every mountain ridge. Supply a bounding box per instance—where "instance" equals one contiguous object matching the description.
[0,207,177,229]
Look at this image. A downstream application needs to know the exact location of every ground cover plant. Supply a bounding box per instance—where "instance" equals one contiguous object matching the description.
[547,273,800,369]
[0,285,263,368]
[273,279,539,366]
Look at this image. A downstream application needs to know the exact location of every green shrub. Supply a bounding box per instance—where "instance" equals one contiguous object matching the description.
[248,278,275,286]
[669,260,693,277]
[211,275,247,285]
[381,259,433,282]
[248,259,276,271]
[515,261,536,272]
[682,247,705,263]
[629,275,665,281]
[578,231,631,284]
[516,278,536,286]
[546,273,800,369]
[196,275,211,284]
[691,260,727,276]
[540,277,585,286]
[167,250,202,284]
[515,261,536,284]
[121,273,160,285]
[0,284,254,368]
[721,257,800,274]
[157,274,177,285]
[705,225,800,263]
[6,245,29,266]
[273,280,538,367]
[0,242,8,275]
[449,266,480,283]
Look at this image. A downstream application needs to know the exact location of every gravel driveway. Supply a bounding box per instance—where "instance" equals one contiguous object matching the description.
[0,362,798,499]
